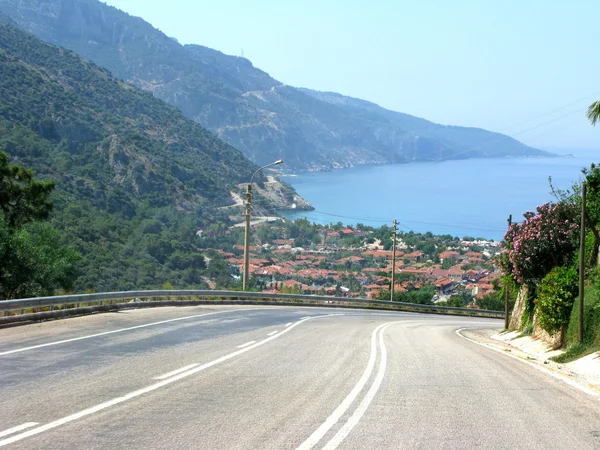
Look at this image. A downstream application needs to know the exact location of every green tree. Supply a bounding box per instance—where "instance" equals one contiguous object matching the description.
[441,259,454,270]
[0,152,79,299]
[550,164,600,265]
[477,291,505,311]
[0,217,79,299]
[0,151,54,228]
[446,291,473,307]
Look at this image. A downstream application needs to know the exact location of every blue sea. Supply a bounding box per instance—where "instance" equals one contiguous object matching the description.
[281,150,599,241]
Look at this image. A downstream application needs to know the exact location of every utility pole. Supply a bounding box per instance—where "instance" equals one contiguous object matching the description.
[579,182,586,343]
[242,183,252,291]
[242,159,283,291]
[390,219,398,302]
[505,214,512,330]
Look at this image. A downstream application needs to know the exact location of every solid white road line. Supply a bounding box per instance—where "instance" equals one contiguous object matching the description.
[323,323,393,450]
[285,322,293,327]
[268,330,279,336]
[0,316,328,447]
[153,364,200,380]
[455,328,600,399]
[0,423,38,438]
[296,322,389,450]
[0,309,252,356]
[237,341,257,349]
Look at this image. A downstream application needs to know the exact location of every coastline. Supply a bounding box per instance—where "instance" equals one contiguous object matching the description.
[278,153,596,241]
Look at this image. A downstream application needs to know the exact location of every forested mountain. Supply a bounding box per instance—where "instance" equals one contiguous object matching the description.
[0,21,266,291]
[0,0,551,172]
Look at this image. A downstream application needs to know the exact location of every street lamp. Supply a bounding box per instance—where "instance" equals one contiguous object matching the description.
[243,159,284,290]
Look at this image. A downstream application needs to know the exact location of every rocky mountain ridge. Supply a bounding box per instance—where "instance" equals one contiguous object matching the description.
[0,0,552,172]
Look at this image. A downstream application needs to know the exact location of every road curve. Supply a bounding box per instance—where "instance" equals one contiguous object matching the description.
[1,305,599,449]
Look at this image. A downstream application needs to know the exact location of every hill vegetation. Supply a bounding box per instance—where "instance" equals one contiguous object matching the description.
[0,0,551,172]
[0,22,266,293]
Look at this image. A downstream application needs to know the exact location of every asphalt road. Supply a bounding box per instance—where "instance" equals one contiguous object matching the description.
[1,306,599,449]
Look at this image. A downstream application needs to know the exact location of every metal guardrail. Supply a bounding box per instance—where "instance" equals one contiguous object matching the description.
[0,290,504,324]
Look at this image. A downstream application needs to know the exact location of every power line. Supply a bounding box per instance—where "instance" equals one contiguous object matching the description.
[431,105,589,164]
[404,89,600,164]
[517,117,586,143]
[496,90,600,133]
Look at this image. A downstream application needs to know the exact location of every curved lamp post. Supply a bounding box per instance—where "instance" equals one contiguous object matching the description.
[243,159,284,290]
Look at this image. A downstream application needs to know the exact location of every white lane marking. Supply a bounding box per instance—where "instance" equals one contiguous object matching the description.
[268,330,279,336]
[236,340,257,349]
[153,364,200,380]
[0,309,252,356]
[455,328,600,399]
[296,322,389,450]
[300,316,311,320]
[285,322,293,327]
[323,323,393,450]
[0,316,324,447]
[0,423,39,438]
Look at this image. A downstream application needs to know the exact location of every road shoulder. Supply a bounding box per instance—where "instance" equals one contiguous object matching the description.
[459,328,600,399]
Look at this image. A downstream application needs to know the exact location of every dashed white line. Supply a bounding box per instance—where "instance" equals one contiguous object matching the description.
[300,316,311,320]
[0,309,251,356]
[153,364,200,380]
[236,340,257,349]
[0,423,39,438]
[268,330,279,336]
[0,316,321,447]
[285,322,293,327]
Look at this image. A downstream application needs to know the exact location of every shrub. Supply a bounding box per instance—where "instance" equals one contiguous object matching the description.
[536,266,579,334]
[500,202,579,286]
[477,291,505,311]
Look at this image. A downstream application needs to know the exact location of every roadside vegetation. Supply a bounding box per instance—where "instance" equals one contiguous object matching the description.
[0,151,79,298]
[499,104,600,359]
[554,280,600,363]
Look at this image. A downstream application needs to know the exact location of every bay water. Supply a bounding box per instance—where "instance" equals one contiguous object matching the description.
[282,150,599,241]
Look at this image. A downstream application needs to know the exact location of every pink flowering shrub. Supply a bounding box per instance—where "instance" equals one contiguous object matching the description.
[500,202,580,286]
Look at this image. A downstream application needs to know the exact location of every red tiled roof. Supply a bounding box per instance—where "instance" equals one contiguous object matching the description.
[439,251,459,259]
[434,278,454,287]
[254,265,284,276]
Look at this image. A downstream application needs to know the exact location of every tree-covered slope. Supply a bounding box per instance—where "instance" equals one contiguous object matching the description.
[0,22,260,292]
[0,0,551,172]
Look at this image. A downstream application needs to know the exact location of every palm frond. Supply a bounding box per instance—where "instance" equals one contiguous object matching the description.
[587,100,600,126]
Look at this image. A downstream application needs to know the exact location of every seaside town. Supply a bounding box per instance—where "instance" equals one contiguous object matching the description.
[198,220,503,309]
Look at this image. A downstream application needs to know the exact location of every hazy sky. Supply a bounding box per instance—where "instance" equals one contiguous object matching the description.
[104,0,600,151]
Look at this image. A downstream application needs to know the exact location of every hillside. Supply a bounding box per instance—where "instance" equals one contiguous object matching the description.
[298,89,546,160]
[0,0,551,172]
[0,21,292,291]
